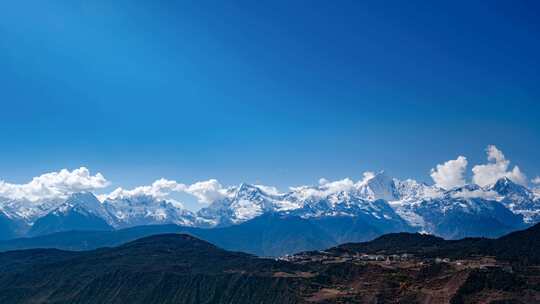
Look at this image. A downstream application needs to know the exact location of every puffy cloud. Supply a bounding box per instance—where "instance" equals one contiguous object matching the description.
[472,145,527,187]
[255,184,283,196]
[321,178,355,193]
[291,178,355,199]
[451,189,499,200]
[318,178,329,186]
[0,167,109,202]
[101,178,227,205]
[102,178,183,201]
[430,156,468,190]
[183,179,227,204]
[359,172,376,185]
[532,177,540,185]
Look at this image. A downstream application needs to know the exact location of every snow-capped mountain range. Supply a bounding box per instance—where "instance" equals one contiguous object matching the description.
[1,172,539,240]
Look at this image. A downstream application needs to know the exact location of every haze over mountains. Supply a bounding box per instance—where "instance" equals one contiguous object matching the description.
[1,145,539,255]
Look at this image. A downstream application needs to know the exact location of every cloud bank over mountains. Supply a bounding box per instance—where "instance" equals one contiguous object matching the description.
[0,145,536,205]
[430,156,468,189]
[0,168,109,202]
[431,145,528,190]
[0,145,538,242]
[100,178,227,205]
[472,145,527,187]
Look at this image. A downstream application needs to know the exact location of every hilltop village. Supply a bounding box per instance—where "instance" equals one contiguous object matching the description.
[279,250,515,273]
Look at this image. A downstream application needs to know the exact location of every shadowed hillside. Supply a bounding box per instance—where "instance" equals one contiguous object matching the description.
[0,213,413,257]
[332,223,540,264]
[0,224,539,303]
[0,234,303,304]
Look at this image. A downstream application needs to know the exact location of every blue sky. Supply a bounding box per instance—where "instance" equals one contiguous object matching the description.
[1,1,539,210]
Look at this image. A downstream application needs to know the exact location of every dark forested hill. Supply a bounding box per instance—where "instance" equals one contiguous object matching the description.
[0,234,304,304]
[333,223,540,264]
[1,224,539,303]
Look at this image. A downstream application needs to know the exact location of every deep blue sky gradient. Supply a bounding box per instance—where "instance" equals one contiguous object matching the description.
[1,1,539,201]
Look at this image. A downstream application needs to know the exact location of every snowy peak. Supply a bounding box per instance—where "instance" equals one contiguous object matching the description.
[487,177,539,224]
[2,172,540,240]
[444,184,483,197]
[394,179,442,202]
[234,183,266,201]
[493,177,516,193]
[491,177,532,198]
[198,179,408,227]
[102,195,198,228]
[198,183,284,226]
[0,197,63,223]
[196,174,540,230]
[53,192,112,222]
[358,172,399,201]
[25,191,201,231]
[59,192,102,212]
[390,181,527,239]
[28,192,113,237]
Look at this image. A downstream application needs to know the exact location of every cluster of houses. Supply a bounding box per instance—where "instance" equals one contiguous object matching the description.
[278,251,414,264]
[357,253,413,262]
[278,251,516,275]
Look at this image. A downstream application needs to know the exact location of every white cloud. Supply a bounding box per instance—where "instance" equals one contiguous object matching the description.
[532,177,540,185]
[430,156,468,190]
[318,178,329,186]
[0,167,109,202]
[321,178,355,193]
[359,171,376,185]
[255,184,282,196]
[451,189,499,200]
[472,145,527,187]
[102,178,183,201]
[183,179,227,204]
[291,177,355,199]
[101,178,227,205]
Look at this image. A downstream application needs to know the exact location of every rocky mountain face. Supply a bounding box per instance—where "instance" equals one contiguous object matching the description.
[102,194,204,228]
[196,173,536,239]
[0,172,538,242]
[491,177,540,223]
[28,192,113,237]
[390,184,527,239]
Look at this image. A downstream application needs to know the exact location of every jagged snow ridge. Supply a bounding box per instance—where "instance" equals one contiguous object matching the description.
[101,193,217,228]
[0,196,64,223]
[1,172,539,233]
[490,177,540,223]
